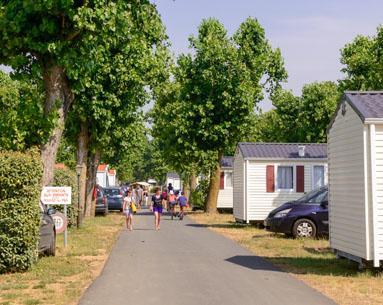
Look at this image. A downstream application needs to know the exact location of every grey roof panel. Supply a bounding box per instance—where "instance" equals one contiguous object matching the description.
[345,91,383,120]
[221,156,234,168]
[238,143,327,159]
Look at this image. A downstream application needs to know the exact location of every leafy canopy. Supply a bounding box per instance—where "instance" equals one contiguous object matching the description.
[0,71,55,150]
[340,26,383,90]
[253,81,339,143]
[152,17,287,177]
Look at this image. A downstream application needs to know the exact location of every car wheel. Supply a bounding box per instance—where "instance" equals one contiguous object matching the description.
[293,218,317,238]
[46,232,56,256]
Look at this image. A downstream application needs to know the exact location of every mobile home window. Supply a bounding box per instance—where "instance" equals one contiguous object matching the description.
[313,165,325,189]
[225,172,233,188]
[277,166,293,190]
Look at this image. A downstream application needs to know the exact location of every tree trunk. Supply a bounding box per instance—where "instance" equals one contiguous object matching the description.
[205,154,222,213]
[183,176,190,199]
[41,62,73,186]
[188,173,197,206]
[85,149,100,217]
[76,121,89,220]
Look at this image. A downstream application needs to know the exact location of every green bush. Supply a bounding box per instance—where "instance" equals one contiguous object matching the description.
[0,149,42,273]
[52,168,78,227]
[191,178,209,210]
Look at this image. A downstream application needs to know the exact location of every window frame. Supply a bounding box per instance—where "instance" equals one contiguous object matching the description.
[311,164,326,190]
[275,164,295,192]
[224,170,233,189]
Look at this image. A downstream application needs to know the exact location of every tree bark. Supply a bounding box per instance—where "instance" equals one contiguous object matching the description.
[183,175,190,199]
[205,154,222,213]
[41,61,73,186]
[188,173,197,206]
[85,149,100,217]
[76,121,89,220]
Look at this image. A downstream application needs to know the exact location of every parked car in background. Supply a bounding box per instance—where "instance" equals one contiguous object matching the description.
[38,201,56,256]
[95,186,108,215]
[103,187,124,211]
[264,186,328,238]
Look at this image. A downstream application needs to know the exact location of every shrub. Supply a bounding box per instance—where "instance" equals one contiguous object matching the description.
[0,149,42,273]
[52,168,78,227]
[191,178,209,211]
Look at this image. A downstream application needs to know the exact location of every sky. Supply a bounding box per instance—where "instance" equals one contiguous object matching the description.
[153,0,383,110]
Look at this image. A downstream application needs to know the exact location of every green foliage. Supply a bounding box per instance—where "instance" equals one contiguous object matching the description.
[0,71,54,151]
[152,17,286,180]
[0,149,42,273]
[56,136,76,170]
[120,136,169,184]
[0,1,170,184]
[52,168,78,227]
[340,26,383,90]
[252,81,339,143]
[191,178,209,210]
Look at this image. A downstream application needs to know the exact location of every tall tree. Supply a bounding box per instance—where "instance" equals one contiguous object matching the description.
[269,81,339,143]
[340,26,383,90]
[154,18,286,212]
[0,0,167,186]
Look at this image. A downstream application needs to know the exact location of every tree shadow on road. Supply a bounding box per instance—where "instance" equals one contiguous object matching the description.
[225,255,280,272]
[224,255,377,277]
[186,223,247,229]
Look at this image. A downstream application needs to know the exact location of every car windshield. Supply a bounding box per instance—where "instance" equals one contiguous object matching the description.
[296,187,326,203]
[104,189,120,196]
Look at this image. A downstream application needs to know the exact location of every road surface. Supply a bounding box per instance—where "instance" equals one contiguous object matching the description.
[79,210,336,305]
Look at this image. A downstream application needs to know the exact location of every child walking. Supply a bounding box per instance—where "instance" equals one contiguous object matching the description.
[177,191,188,220]
[151,187,163,230]
[123,190,135,231]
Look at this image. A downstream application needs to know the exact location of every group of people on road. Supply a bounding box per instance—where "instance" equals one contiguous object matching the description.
[122,185,149,231]
[123,182,188,231]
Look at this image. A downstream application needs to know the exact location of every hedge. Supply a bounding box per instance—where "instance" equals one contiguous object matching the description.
[0,149,42,273]
[52,168,78,227]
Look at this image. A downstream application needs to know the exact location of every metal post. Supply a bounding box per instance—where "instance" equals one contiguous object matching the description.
[77,172,81,228]
[64,204,68,247]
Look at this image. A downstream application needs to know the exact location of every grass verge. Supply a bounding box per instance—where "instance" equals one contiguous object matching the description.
[0,213,123,305]
[189,213,383,305]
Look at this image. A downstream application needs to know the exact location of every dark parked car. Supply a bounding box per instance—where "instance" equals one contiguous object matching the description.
[38,201,56,256]
[264,186,328,238]
[103,187,124,211]
[95,186,108,215]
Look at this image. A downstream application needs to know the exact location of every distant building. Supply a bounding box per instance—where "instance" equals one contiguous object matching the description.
[97,164,117,187]
[217,156,234,209]
[166,172,182,191]
[108,169,117,186]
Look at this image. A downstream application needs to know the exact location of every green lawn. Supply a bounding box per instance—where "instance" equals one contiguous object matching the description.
[189,213,383,305]
[0,214,124,305]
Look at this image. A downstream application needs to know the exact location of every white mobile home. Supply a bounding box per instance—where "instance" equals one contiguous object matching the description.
[233,143,328,223]
[166,172,182,191]
[107,169,117,187]
[217,157,234,209]
[328,91,383,267]
[97,164,109,188]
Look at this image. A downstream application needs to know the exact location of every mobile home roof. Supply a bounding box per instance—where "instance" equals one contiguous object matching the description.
[344,91,383,122]
[237,143,327,159]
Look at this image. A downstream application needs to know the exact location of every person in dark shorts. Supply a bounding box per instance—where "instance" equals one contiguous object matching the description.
[151,187,163,230]
[177,191,188,220]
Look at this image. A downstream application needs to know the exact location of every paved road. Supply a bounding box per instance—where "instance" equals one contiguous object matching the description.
[79,209,336,305]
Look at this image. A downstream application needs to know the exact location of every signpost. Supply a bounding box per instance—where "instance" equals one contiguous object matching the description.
[41,187,71,247]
